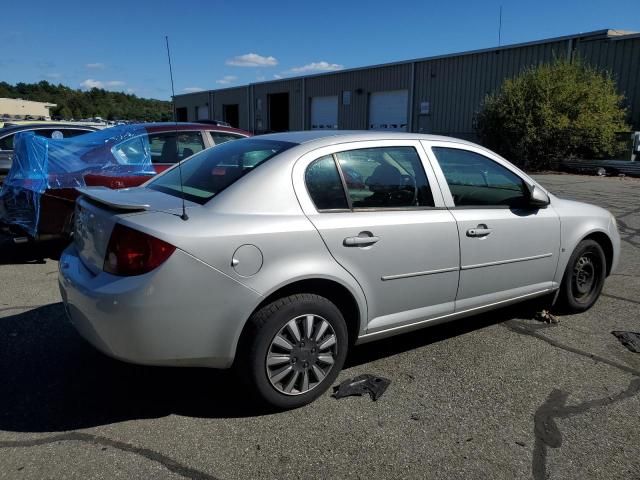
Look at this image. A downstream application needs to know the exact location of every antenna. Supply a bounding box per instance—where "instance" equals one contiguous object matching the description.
[165,35,189,221]
[498,6,503,46]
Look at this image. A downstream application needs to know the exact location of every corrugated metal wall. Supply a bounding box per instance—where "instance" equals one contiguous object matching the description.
[175,32,640,136]
[412,39,569,139]
[211,87,249,130]
[174,92,209,121]
[253,79,304,131]
[577,35,640,130]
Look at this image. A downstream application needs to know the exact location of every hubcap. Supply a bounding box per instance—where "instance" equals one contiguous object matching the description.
[572,254,596,298]
[266,314,338,396]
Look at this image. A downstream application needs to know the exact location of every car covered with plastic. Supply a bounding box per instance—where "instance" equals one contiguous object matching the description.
[0,123,250,239]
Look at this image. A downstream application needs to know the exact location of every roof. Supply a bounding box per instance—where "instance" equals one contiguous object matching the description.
[256,130,479,148]
[0,123,99,135]
[141,122,250,135]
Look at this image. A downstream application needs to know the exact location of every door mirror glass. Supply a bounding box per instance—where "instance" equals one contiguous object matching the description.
[528,185,550,207]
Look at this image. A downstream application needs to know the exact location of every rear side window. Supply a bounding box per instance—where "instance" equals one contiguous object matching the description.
[148,139,295,205]
[210,132,245,145]
[305,155,349,210]
[336,147,434,208]
[432,147,528,207]
[305,146,435,211]
[149,132,205,164]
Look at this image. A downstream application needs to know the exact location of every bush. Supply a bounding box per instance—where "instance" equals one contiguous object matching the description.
[476,58,630,170]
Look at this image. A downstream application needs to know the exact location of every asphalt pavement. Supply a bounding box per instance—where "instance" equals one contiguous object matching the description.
[0,173,639,479]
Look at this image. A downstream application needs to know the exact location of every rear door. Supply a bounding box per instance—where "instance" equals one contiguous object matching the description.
[293,140,460,334]
[425,142,560,311]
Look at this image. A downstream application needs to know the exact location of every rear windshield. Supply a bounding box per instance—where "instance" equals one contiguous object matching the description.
[147,138,296,204]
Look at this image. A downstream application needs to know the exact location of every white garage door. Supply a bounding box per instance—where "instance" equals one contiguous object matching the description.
[368,90,408,131]
[196,105,209,120]
[310,96,338,129]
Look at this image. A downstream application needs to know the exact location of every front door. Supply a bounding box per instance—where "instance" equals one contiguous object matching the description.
[426,143,560,311]
[294,140,460,334]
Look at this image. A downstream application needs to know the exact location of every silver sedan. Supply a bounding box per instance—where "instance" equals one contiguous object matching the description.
[58,131,620,408]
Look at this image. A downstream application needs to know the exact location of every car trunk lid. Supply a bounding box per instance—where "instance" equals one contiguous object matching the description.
[73,187,195,274]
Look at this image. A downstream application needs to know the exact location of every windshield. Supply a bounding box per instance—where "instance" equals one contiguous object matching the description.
[147,138,296,204]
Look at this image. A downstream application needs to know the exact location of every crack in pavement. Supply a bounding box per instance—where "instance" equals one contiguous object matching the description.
[503,320,640,377]
[532,379,640,480]
[602,293,640,306]
[0,432,220,480]
[504,320,640,480]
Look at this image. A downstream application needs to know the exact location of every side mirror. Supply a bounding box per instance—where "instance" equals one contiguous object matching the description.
[528,185,550,207]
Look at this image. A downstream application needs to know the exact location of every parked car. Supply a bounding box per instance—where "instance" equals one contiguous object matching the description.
[59,131,620,408]
[0,123,99,176]
[1,122,250,239]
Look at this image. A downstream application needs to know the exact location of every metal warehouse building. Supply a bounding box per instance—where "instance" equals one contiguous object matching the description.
[175,29,640,139]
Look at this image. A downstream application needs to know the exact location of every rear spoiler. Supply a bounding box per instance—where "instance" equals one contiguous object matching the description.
[76,187,150,211]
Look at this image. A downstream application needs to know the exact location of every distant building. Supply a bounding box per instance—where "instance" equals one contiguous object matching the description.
[0,98,57,120]
[175,29,640,139]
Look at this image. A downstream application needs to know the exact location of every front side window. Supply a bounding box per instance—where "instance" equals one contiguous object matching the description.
[335,147,434,208]
[148,132,205,164]
[431,147,528,207]
[148,139,295,205]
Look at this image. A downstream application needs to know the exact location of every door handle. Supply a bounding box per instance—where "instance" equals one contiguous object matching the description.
[343,235,380,247]
[467,225,492,237]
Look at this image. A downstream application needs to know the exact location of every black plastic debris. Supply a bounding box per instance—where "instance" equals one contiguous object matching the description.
[612,331,640,353]
[332,374,391,401]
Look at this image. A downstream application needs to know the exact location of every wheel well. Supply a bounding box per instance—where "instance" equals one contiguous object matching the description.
[584,231,614,276]
[251,279,361,345]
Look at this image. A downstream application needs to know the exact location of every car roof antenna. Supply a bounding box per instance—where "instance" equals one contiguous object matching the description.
[165,35,188,221]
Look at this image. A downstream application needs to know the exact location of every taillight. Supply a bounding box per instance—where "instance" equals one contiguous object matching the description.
[103,224,176,276]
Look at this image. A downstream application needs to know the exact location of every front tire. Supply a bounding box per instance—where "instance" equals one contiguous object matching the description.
[558,239,607,312]
[237,294,348,409]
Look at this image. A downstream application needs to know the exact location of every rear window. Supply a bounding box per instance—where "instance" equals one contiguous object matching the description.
[148,139,296,205]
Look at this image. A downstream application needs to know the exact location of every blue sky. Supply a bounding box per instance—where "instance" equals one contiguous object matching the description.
[1,0,638,100]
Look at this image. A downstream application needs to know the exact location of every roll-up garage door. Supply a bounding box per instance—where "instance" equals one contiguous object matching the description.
[196,105,209,120]
[368,90,408,131]
[310,96,338,129]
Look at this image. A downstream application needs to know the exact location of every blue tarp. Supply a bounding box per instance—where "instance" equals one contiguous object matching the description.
[0,125,155,236]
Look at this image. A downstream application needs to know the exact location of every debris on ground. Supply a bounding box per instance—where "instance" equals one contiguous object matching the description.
[332,374,391,401]
[611,331,640,353]
[535,309,559,324]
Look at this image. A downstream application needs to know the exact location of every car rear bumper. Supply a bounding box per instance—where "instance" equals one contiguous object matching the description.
[58,244,262,368]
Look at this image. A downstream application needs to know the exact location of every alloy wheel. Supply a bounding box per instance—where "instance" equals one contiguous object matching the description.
[265,314,338,396]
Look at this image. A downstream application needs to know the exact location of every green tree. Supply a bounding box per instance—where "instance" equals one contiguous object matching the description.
[476,58,630,170]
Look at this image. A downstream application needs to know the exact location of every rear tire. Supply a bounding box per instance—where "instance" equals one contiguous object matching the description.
[557,239,606,313]
[236,294,348,409]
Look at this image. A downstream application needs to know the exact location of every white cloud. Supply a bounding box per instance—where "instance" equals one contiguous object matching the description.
[86,62,105,69]
[289,61,344,74]
[80,79,103,89]
[226,53,278,67]
[273,74,282,79]
[183,87,204,93]
[216,75,238,85]
[256,75,266,81]
[106,80,125,87]
[126,88,135,94]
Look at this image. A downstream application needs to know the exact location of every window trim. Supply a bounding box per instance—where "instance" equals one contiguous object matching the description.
[422,141,538,209]
[303,143,441,213]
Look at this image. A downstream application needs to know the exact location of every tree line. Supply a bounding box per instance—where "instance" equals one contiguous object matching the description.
[0,81,172,122]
